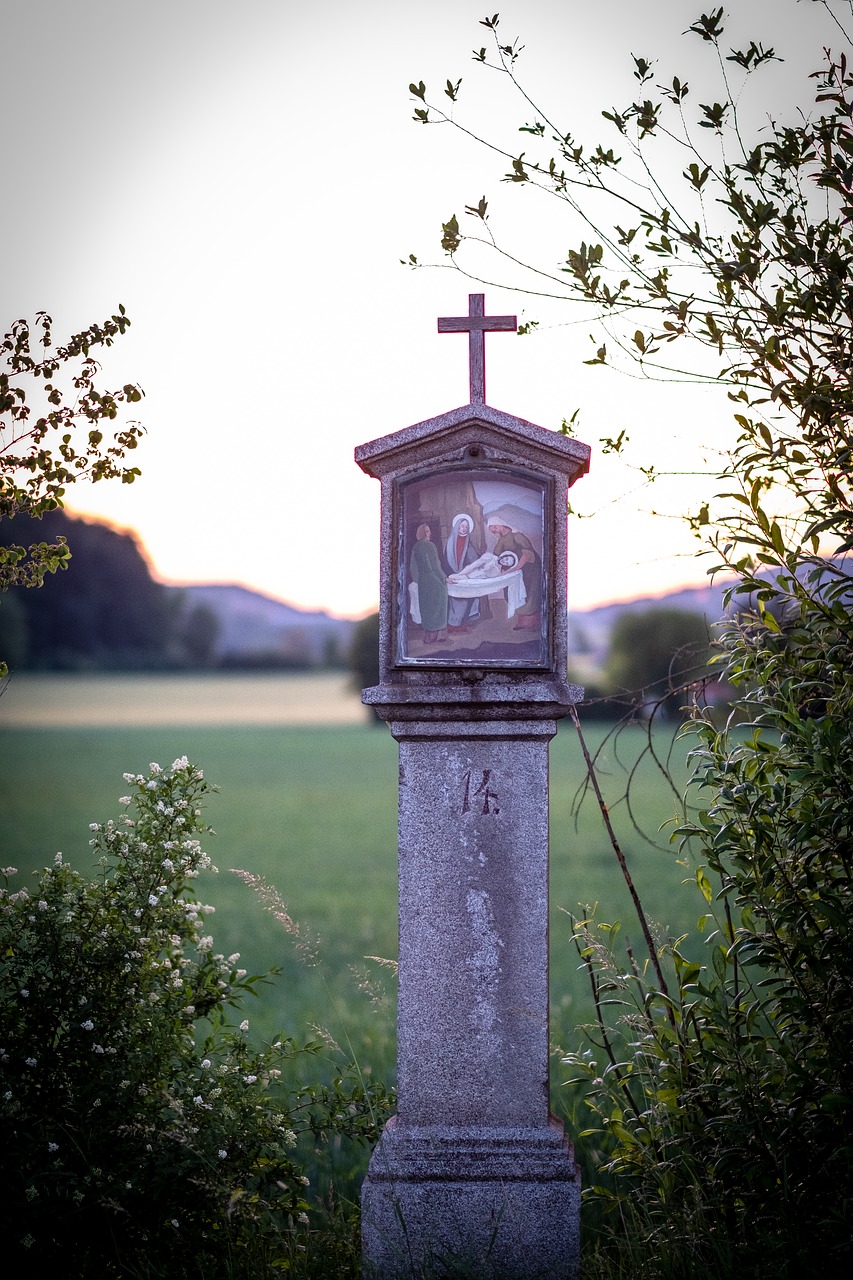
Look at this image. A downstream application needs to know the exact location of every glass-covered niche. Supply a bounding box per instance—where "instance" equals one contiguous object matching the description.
[397,465,550,668]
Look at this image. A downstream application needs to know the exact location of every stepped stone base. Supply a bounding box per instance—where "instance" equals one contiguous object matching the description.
[361,1116,580,1279]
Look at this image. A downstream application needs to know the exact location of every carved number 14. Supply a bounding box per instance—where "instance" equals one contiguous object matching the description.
[461,769,500,816]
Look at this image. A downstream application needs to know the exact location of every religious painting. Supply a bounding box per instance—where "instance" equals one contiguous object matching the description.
[398,467,549,667]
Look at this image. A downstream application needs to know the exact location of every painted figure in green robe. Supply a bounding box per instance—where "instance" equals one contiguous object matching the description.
[410,523,448,642]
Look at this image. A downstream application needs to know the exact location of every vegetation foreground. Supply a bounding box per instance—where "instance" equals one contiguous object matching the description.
[0,713,700,1275]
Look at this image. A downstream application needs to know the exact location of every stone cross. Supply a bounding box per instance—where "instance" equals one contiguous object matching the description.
[355,297,591,1279]
[438,293,517,405]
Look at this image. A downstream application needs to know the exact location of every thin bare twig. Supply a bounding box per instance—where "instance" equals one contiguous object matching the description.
[569,703,675,1024]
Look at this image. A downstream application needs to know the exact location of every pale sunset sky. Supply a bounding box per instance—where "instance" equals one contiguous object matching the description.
[4,1,834,617]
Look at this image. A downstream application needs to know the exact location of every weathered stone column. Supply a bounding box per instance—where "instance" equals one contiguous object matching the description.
[395,721,554,1130]
[355,294,590,1278]
[361,714,580,1278]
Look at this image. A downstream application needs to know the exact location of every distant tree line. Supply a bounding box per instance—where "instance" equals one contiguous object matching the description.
[0,511,219,671]
[348,606,716,721]
[575,607,715,720]
[0,511,350,674]
[3,508,715,693]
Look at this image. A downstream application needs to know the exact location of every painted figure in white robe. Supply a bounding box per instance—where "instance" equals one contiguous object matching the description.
[448,550,518,582]
[444,513,481,630]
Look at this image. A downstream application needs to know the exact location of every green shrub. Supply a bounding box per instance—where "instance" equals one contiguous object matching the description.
[0,756,389,1277]
[604,609,712,718]
[566,557,853,1277]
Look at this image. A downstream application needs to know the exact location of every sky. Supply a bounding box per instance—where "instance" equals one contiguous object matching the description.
[3,0,838,617]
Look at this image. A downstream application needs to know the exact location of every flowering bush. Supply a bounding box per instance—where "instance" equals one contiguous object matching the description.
[0,757,387,1277]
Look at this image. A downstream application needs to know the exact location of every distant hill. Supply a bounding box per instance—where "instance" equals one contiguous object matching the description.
[0,510,357,672]
[181,577,729,670]
[0,510,182,671]
[0,507,756,674]
[171,583,355,666]
[568,580,731,665]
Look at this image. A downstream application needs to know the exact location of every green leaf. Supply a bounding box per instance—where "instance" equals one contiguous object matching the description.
[688,9,725,43]
[698,100,729,130]
[769,521,786,557]
[440,214,461,253]
[696,867,714,903]
[506,154,529,182]
[758,601,781,632]
[684,162,710,189]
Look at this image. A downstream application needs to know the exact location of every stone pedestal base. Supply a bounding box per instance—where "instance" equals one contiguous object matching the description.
[361,1116,580,1279]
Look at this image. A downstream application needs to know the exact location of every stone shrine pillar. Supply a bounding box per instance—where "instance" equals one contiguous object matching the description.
[356,297,591,1279]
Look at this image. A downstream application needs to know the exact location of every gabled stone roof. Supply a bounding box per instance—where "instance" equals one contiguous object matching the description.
[355,401,591,482]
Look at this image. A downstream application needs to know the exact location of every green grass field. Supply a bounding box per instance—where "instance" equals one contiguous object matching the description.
[0,703,701,1048]
[0,678,705,1199]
